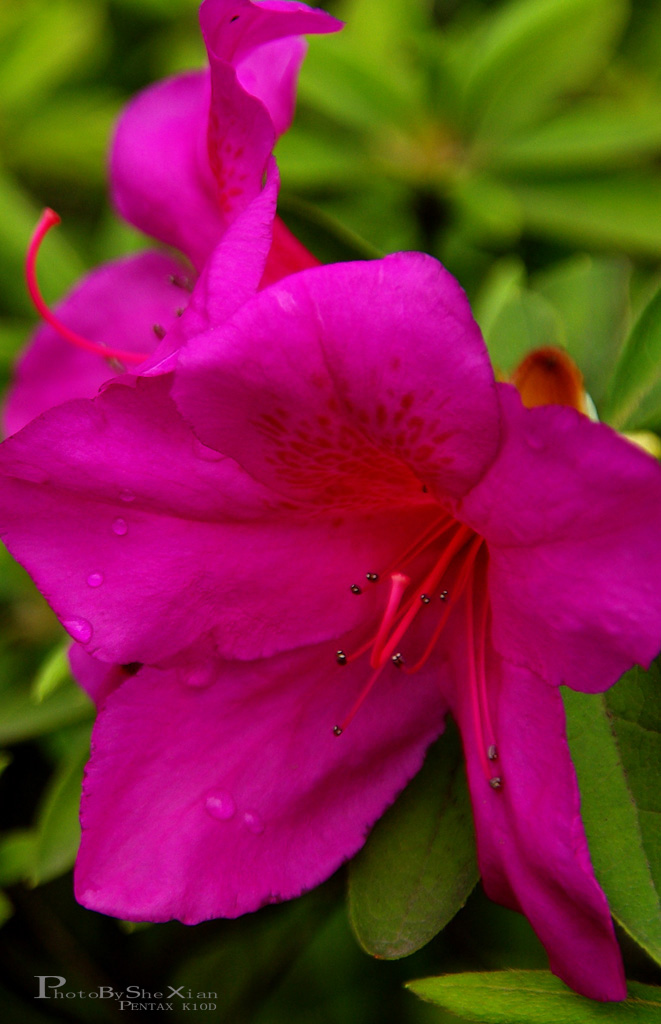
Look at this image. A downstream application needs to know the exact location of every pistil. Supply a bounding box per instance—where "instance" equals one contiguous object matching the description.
[26,209,149,366]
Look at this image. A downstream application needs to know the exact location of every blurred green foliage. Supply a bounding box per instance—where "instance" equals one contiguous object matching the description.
[1,0,661,1021]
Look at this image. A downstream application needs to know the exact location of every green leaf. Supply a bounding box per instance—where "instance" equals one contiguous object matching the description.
[0,829,36,886]
[30,641,72,703]
[348,724,479,959]
[482,287,564,376]
[32,729,90,885]
[563,666,661,966]
[491,99,661,173]
[7,91,122,185]
[602,285,661,430]
[463,0,628,141]
[0,891,14,928]
[533,255,630,407]
[0,0,107,113]
[0,656,92,745]
[297,34,418,134]
[473,257,526,342]
[510,174,661,258]
[407,971,661,1022]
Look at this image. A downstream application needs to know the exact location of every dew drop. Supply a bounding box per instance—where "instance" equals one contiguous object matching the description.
[205,791,236,821]
[119,488,135,503]
[193,438,223,462]
[64,617,93,644]
[181,664,215,688]
[86,572,104,588]
[243,811,264,834]
[112,517,128,536]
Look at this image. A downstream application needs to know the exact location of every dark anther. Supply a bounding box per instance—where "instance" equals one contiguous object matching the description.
[175,308,184,317]
[488,745,498,761]
[440,590,448,601]
[391,652,404,667]
[420,593,431,604]
[230,14,239,20]
[333,725,343,736]
[121,662,143,676]
[350,584,362,595]
[365,572,379,582]
[152,323,166,339]
[336,650,348,666]
[489,776,503,790]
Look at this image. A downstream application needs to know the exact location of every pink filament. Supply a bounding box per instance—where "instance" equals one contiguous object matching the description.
[26,209,149,366]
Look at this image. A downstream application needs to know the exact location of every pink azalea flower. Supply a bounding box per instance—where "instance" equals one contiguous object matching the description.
[1,254,660,1002]
[3,0,339,435]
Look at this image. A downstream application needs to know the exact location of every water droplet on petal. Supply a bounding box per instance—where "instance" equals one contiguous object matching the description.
[64,617,93,644]
[205,791,236,821]
[194,438,223,462]
[119,488,135,503]
[243,811,264,834]
[181,664,215,689]
[112,517,128,536]
[86,572,104,588]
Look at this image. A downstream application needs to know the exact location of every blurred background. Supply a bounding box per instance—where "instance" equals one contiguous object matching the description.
[1,0,661,1020]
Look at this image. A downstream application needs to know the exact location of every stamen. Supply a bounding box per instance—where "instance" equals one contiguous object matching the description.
[26,209,149,366]
[465,568,501,789]
[369,572,410,668]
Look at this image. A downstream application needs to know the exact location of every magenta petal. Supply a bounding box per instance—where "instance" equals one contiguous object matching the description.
[446,648,626,1001]
[174,253,500,503]
[0,376,442,664]
[110,72,221,269]
[461,384,661,693]
[237,36,307,136]
[75,641,444,922]
[3,251,185,436]
[110,68,273,271]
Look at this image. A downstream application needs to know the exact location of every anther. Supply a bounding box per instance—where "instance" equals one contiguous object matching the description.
[489,777,503,790]
[336,650,348,666]
[350,584,362,595]
[152,324,166,339]
[488,745,498,761]
[391,652,404,667]
[420,593,431,604]
[365,572,379,582]
[26,209,149,365]
[440,590,448,601]
[333,725,343,736]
